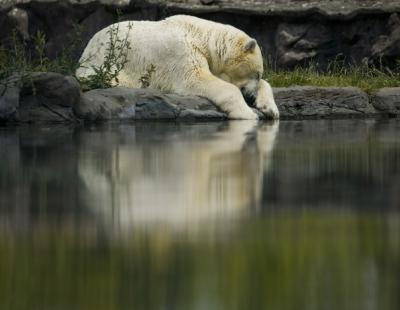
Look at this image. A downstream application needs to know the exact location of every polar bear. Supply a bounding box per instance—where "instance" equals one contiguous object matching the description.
[76,15,279,120]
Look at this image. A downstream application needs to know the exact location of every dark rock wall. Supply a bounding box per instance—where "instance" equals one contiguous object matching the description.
[1,0,400,70]
[177,11,400,69]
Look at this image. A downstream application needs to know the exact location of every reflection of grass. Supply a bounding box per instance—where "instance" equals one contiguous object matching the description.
[265,62,400,93]
[0,211,399,310]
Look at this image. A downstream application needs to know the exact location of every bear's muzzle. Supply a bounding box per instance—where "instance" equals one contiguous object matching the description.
[241,87,257,107]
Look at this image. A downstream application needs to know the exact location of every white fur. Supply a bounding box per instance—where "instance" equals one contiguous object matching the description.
[76,15,279,120]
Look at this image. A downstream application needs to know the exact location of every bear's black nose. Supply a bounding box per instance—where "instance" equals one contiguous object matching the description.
[241,88,256,107]
[244,95,256,107]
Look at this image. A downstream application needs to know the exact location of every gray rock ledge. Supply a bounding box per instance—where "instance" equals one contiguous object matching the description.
[1,73,400,124]
[370,88,400,116]
[75,87,227,121]
[0,72,80,123]
[274,86,379,119]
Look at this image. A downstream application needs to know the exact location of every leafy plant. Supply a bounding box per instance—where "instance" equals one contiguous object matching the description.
[0,30,34,94]
[78,22,133,90]
[0,30,27,81]
[32,30,49,71]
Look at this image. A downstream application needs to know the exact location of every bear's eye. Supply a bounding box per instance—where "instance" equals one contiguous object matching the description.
[252,72,261,80]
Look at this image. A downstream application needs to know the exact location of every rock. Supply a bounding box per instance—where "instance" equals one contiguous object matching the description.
[133,91,179,120]
[158,0,400,18]
[76,87,140,121]
[0,84,20,121]
[79,7,114,45]
[37,3,90,59]
[159,93,226,120]
[1,1,400,17]
[2,72,400,122]
[0,1,130,10]
[27,72,80,108]
[177,109,226,120]
[370,88,400,116]
[275,23,332,68]
[200,0,216,5]
[76,87,224,121]
[274,86,379,119]
[0,72,80,123]
[7,8,29,40]
[163,93,225,119]
[371,13,400,65]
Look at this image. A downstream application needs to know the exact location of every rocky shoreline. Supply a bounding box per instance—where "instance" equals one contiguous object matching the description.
[1,72,399,124]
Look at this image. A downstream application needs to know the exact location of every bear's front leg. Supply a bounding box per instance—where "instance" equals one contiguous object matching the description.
[255,79,279,119]
[187,74,259,120]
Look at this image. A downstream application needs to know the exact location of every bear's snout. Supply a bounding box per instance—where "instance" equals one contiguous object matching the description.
[241,87,257,107]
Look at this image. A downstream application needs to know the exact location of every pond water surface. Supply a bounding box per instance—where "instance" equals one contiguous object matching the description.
[1,119,400,310]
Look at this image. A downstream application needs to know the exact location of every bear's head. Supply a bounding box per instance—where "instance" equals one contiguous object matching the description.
[219,38,264,106]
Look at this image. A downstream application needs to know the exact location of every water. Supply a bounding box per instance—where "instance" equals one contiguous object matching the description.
[0,119,399,310]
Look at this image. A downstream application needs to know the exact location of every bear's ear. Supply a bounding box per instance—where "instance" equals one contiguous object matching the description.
[244,39,257,52]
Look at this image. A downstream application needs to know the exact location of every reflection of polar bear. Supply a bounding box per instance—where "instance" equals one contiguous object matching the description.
[76,15,279,120]
[78,121,279,233]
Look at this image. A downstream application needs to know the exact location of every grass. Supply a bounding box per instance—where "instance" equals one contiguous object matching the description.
[265,61,400,93]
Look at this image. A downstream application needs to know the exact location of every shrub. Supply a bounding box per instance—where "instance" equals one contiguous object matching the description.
[78,22,133,90]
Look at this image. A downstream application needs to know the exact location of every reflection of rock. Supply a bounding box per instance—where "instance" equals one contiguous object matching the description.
[78,121,279,231]
[0,126,89,231]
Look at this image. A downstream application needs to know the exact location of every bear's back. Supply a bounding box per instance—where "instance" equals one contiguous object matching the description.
[165,15,245,38]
